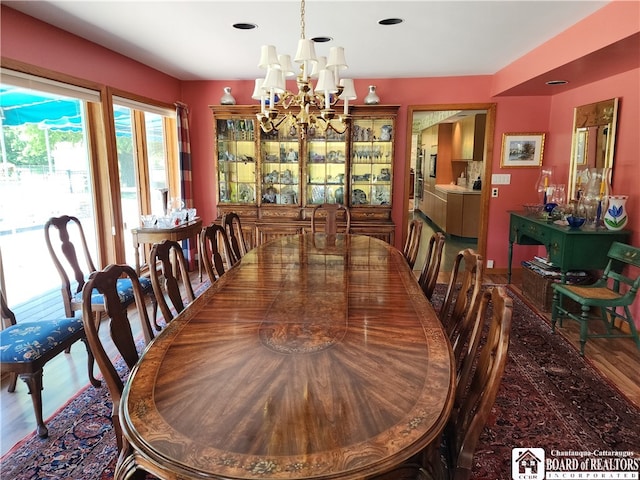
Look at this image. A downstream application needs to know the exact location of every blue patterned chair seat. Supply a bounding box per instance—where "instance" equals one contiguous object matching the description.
[0,317,84,363]
[73,277,152,307]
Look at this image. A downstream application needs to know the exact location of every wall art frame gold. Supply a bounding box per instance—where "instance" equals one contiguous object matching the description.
[500,132,545,168]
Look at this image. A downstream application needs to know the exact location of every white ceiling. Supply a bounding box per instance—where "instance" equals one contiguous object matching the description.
[5,0,609,82]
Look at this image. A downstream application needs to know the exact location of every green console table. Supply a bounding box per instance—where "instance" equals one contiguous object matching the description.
[508,212,631,283]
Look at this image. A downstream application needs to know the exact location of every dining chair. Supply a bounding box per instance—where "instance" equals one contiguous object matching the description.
[44,215,157,331]
[551,242,640,356]
[438,248,484,340]
[403,219,423,269]
[222,212,249,264]
[149,240,196,324]
[417,232,446,300]
[421,286,513,480]
[200,223,234,282]
[81,263,155,466]
[311,203,351,234]
[1,286,100,438]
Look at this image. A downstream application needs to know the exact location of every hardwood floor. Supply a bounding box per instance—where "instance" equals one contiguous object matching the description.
[1,234,639,457]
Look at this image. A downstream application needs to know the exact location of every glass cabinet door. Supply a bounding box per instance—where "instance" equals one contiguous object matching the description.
[216,119,256,204]
[350,119,393,207]
[306,128,347,205]
[259,116,301,205]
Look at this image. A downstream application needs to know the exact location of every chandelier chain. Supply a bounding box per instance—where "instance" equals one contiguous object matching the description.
[300,0,306,39]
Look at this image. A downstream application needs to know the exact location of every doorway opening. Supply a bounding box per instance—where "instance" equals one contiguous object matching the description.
[404,103,497,270]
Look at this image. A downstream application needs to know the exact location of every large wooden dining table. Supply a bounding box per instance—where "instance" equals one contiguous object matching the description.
[118,234,455,480]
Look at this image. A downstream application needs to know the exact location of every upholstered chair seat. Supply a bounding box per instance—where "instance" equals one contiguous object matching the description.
[1,289,99,439]
[0,317,84,363]
[72,277,153,307]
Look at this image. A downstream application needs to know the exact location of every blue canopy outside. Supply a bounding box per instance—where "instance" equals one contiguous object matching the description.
[0,85,133,134]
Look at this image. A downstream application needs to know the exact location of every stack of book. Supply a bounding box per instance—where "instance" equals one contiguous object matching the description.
[521,256,589,282]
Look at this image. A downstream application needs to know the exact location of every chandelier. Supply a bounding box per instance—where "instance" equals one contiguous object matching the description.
[252,0,356,138]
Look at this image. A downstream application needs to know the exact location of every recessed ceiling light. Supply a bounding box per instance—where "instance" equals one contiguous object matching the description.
[546,80,568,85]
[379,18,403,26]
[233,23,257,30]
[311,36,332,43]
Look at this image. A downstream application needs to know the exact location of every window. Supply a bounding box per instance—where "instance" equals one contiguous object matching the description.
[0,68,180,313]
[112,96,177,267]
[0,72,100,305]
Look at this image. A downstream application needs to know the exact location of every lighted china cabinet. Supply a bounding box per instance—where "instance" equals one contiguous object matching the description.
[211,105,398,246]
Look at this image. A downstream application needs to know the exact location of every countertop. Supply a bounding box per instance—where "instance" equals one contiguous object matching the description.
[435,184,481,195]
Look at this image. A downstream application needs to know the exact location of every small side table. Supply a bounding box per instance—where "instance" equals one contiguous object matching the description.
[131,218,202,278]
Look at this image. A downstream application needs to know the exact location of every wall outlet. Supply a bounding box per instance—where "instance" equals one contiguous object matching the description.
[487,260,494,268]
[491,188,499,197]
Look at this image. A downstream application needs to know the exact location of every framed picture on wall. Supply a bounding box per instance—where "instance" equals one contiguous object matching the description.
[500,132,546,167]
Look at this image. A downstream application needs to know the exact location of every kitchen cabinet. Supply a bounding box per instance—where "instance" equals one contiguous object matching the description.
[421,180,447,231]
[445,190,480,238]
[211,105,399,245]
[453,113,486,162]
[422,184,480,238]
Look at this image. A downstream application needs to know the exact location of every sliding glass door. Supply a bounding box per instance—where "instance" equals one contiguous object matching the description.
[113,100,174,267]
[1,69,179,312]
[0,82,98,304]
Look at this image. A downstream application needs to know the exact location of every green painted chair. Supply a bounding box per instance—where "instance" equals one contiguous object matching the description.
[551,242,640,356]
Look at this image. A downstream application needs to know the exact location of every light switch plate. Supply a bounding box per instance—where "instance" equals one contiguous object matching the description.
[491,174,511,185]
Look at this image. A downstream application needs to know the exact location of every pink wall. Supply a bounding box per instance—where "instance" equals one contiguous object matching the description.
[182,76,497,240]
[483,96,553,268]
[1,6,180,103]
[487,68,640,268]
[491,0,640,96]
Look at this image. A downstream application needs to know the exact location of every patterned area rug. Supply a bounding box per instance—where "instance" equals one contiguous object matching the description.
[1,285,638,479]
[463,287,640,477]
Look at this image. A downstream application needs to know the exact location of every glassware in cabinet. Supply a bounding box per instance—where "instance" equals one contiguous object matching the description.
[306,128,347,205]
[259,116,301,205]
[351,117,393,207]
[215,117,257,204]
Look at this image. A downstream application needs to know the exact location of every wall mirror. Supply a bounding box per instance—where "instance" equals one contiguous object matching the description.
[568,97,619,200]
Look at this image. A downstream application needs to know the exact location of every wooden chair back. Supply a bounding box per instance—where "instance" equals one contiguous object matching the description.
[44,215,98,317]
[311,203,351,234]
[149,240,196,323]
[403,219,423,269]
[222,212,249,264]
[418,232,445,300]
[81,264,154,452]
[45,215,158,328]
[0,287,16,329]
[439,248,483,338]
[200,223,234,282]
[447,286,513,479]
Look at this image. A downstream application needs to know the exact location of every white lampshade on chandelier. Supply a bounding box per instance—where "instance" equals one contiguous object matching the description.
[254,0,356,137]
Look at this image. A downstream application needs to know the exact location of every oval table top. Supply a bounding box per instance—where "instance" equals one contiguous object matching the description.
[120,234,455,480]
